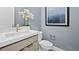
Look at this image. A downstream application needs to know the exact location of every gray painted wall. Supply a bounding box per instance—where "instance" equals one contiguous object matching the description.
[15,7,41,31]
[41,7,79,51]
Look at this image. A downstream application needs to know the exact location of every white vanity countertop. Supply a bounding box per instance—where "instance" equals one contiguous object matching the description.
[0,30,39,48]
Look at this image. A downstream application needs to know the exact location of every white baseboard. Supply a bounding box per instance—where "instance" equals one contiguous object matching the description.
[39,46,64,51]
[53,46,64,51]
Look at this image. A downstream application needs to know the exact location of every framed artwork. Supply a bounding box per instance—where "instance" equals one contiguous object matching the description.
[45,7,69,26]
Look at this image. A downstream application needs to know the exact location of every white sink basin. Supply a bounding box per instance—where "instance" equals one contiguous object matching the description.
[0,29,39,48]
[5,30,30,38]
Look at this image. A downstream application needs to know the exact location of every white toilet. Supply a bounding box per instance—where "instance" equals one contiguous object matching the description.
[38,32,53,51]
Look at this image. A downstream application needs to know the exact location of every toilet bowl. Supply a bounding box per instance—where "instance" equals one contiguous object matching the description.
[39,40,53,50]
[38,32,53,51]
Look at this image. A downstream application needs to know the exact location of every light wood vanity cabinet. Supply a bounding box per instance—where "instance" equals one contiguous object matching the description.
[23,40,39,51]
[0,35,39,51]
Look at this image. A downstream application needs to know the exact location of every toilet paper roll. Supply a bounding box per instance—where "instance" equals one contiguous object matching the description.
[50,34,55,40]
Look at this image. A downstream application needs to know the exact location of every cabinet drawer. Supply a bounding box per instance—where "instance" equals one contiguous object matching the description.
[23,40,39,51]
[0,35,38,51]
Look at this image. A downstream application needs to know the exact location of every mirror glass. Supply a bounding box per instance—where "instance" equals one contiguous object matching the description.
[15,7,25,26]
[14,7,41,30]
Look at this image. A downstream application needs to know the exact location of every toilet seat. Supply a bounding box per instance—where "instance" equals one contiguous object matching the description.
[39,40,53,48]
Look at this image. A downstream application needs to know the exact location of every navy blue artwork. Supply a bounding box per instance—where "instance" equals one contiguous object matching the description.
[48,7,65,23]
[45,7,69,26]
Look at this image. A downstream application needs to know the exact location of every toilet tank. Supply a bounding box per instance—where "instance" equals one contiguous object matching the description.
[38,31,42,42]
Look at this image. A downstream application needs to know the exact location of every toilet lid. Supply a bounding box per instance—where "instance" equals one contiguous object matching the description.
[39,40,53,47]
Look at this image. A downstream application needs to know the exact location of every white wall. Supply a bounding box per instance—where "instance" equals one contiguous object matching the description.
[41,7,79,51]
[0,7,14,32]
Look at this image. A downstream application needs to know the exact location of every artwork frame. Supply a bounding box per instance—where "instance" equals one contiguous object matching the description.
[45,7,69,26]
